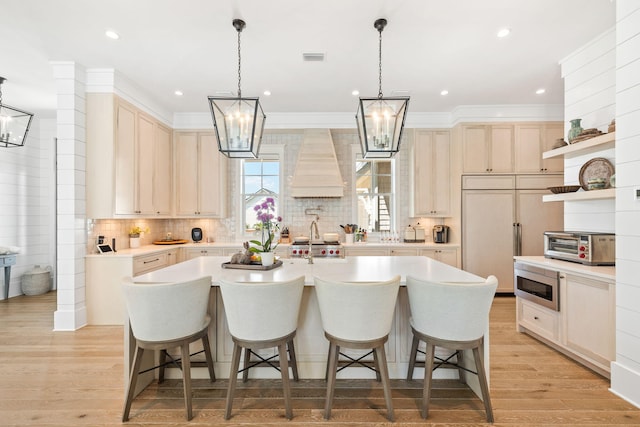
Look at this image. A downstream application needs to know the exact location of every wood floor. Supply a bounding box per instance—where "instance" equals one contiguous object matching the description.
[2,293,639,426]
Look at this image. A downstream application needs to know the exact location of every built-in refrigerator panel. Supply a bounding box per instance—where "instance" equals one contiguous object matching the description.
[462,175,564,293]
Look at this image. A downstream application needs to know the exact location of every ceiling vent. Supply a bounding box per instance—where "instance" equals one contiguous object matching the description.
[303,52,325,62]
[290,129,344,198]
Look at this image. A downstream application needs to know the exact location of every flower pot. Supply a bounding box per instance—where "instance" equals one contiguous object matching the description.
[129,236,140,248]
[260,252,275,267]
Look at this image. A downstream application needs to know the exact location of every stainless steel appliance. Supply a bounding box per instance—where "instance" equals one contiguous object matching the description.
[288,243,344,258]
[544,231,615,265]
[514,262,560,311]
[433,225,449,243]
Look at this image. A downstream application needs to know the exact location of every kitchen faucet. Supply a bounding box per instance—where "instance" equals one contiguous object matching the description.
[307,220,319,264]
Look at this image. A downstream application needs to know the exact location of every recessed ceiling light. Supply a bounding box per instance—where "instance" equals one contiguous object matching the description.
[536,88,546,95]
[263,90,271,96]
[352,90,360,96]
[105,30,120,40]
[174,90,183,96]
[440,90,449,96]
[497,28,511,38]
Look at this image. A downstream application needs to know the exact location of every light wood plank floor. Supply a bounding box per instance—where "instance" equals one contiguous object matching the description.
[1,292,639,426]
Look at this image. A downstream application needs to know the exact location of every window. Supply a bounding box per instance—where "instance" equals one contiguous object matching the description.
[242,157,280,231]
[355,158,394,232]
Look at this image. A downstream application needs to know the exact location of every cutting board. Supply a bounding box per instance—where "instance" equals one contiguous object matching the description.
[152,239,189,245]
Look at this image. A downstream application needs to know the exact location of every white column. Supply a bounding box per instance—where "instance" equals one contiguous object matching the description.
[51,61,87,330]
[610,0,640,408]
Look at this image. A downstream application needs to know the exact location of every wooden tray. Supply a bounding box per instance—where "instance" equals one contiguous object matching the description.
[152,239,189,245]
[221,260,283,270]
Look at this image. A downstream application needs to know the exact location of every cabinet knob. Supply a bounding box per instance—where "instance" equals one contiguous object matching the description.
[534,316,539,320]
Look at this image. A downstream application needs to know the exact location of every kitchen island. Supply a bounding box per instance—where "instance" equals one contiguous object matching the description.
[128,256,489,399]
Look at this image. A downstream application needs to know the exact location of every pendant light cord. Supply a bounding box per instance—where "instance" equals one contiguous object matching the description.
[378,28,383,99]
[237,29,242,99]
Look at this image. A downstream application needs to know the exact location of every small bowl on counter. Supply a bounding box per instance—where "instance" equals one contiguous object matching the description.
[547,185,581,194]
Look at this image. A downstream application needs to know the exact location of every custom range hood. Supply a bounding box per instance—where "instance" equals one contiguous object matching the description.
[290,129,344,198]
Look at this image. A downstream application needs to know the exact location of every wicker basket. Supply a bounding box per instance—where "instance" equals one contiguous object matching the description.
[21,265,51,296]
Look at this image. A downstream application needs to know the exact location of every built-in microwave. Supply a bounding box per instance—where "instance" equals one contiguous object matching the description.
[514,262,560,311]
[544,231,615,266]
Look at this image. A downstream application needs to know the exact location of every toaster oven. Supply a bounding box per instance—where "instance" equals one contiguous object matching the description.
[544,231,615,266]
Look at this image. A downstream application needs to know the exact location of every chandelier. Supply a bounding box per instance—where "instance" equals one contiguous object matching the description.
[208,19,265,158]
[0,77,34,148]
[355,19,409,158]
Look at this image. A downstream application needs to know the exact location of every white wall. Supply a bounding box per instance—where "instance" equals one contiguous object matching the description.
[0,117,56,299]
[560,28,616,233]
[611,0,640,408]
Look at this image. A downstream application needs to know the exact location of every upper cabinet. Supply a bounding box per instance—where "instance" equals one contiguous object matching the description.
[514,123,564,174]
[174,131,227,217]
[86,94,173,218]
[462,124,514,173]
[411,130,451,217]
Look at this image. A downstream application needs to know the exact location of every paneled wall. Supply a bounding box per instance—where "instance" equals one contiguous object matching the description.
[560,28,616,233]
[611,0,640,408]
[0,118,56,300]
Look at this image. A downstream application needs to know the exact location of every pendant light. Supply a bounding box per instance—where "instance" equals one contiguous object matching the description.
[356,19,409,158]
[208,19,266,158]
[0,77,34,148]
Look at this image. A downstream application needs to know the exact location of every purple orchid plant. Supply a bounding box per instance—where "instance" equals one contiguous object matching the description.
[249,197,282,253]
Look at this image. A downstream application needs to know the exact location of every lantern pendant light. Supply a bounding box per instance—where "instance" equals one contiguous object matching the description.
[208,19,266,158]
[356,19,409,158]
[0,77,34,148]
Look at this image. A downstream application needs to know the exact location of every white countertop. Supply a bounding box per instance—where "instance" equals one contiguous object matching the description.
[86,241,460,258]
[514,256,615,281]
[133,255,483,285]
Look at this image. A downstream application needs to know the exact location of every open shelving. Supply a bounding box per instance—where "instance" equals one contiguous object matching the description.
[543,188,615,202]
[543,132,615,159]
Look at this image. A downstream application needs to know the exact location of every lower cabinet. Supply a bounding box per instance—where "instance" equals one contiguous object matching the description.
[420,248,459,268]
[344,245,459,268]
[516,268,615,377]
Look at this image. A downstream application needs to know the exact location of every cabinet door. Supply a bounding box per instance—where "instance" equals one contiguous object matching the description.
[390,248,418,256]
[462,189,516,292]
[462,125,489,173]
[412,131,432,216]
[153,124,172,215]
[136,113,155,215]
[421,248,458,267]
[432,132,451,216]
[564,275,615,367]
[114,101,137,215]
[175,132,200,215]
[515,124,543,173]
[517,190,563,256]
[490,125,514,173]
[198,133,224,216]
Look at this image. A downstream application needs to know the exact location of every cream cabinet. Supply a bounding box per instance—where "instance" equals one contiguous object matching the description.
[390,248,419,256]
[462,124,514,174]
[420,248,459,268]
[175,132,227,217]
[86,94,172,218]
[411,130,451,217]
[563,274,615,370]
[514,123,564,174]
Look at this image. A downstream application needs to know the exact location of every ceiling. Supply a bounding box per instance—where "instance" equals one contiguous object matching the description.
[1,0,616,119]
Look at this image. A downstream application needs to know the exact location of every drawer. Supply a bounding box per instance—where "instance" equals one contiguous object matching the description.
[133,252,169,276]
[518,298,558,341]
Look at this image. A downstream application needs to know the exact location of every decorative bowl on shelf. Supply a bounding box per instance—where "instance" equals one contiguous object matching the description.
[547,185,582,194]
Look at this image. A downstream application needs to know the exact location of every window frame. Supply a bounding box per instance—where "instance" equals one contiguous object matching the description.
[237,144,284,240]
[350,145,397,234]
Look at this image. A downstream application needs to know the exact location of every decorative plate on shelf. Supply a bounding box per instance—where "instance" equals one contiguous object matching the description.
[579,157,614,191]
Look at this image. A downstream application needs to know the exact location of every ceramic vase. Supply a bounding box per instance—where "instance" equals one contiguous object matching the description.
[129,236,140,248]
[567,118,583,143]
[260,251,275,267]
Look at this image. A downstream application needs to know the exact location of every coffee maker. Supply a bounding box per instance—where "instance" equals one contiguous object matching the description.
[433,225,450,243]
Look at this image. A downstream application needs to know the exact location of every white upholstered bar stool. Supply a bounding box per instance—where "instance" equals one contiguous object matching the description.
[405,275,498,422]
[121,276,215,422]
[219,276,305,420]
[314,275,401,421]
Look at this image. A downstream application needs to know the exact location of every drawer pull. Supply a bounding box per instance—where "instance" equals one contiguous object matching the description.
[143,258,160,264]
[534,316,539,320]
